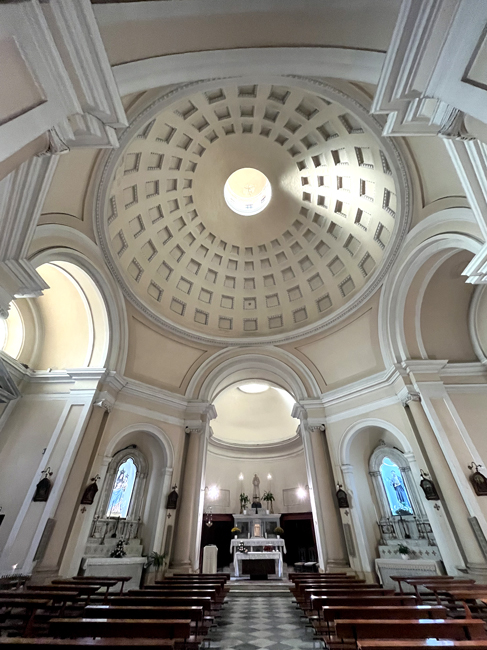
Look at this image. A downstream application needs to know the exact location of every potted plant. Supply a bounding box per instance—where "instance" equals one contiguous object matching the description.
[239,493,250,514]
[231,526,241,539]
[262,491,275,514]
[144,551,167,584]
[397,544,411,560]
[274,526,284,539]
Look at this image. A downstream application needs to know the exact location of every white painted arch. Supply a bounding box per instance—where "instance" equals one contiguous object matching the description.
[113,47,386,97]
[105,422,175,472]
[379,209,482,367]
[339,417,414,467]
[186,347,321,402]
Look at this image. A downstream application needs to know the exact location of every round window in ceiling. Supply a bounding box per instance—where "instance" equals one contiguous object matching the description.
[224,167,271,216]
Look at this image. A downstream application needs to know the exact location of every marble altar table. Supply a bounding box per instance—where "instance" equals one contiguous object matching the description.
[230,538,286,556]
[234,551,282,578]
[375,558,443,590]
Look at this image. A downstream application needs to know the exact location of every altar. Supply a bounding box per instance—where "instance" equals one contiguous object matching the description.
[230,537,286,556]
[234,551,282,578]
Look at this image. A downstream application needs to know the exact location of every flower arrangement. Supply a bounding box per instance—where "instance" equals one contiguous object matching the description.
[231,527,241,534]
[397,544,411,558]
[262,491,275,514]
[274,526,284,536]
[239,493,250,513]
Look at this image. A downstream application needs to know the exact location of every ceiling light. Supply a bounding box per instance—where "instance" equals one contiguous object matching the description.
[224,168,271,216]
[238,383,270,394]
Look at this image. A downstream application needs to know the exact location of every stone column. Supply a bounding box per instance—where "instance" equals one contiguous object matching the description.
[172,403,216,573]
[404,390,486,573]
[294,404,348,571]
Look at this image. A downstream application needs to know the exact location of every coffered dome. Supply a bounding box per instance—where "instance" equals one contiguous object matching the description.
[95,78,409,344]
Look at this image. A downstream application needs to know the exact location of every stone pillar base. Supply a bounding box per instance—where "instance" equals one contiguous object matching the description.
[168,561,196,575]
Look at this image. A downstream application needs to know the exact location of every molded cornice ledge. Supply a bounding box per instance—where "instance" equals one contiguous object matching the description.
[401,360,449,376]
[0,156,58,317]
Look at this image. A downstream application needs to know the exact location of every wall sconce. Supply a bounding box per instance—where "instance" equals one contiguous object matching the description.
[468,462,487,496]
[267,474,272,480]
[419,470,440,501]
[204,506,213,527]
[238,473,244,481]
[166,485,179,510]
[296,485,309,500]
[336,484,350,509]
[80,475,101,505]
[205,485,220,500]
[33,467,53,502]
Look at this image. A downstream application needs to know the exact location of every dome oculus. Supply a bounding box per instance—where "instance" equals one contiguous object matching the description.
[224,168,271,216]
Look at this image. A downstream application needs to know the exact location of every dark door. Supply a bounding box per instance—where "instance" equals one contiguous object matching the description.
[281,513,317,566]
[199,514,233,569]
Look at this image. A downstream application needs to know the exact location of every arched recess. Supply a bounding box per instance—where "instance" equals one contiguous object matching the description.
[24,225,129,372]
[186,347,320,402]
[29,260,109,370]
[99,424,174,559]
[338,419,416,575]
[379,208,482,366]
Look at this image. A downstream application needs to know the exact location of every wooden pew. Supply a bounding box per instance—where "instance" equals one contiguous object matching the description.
[358,642,487,650]
[49,618,191,641]
[106,595,213,615]
[84,605,205,638]
[52,581,119,604]
[294,581,375,602]
[335,619,487,642]
[71,577,133,594]
[315,605,448,634]
[0,598,50,637]
[143,582,224,599]
[302,588,394,610]
[309,595,418,614]
[0,639,175,649]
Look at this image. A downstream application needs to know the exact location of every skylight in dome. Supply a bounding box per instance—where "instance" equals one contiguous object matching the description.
[238,382,270,394]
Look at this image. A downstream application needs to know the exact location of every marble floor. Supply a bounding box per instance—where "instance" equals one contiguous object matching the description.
[207,588,320,650]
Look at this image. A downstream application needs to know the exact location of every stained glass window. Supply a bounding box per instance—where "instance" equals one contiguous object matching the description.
[380,457,414,516]
[106,457,137,518]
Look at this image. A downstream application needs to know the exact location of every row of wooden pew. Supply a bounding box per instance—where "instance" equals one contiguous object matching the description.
[0,572,230,649]
[289,571,487,650]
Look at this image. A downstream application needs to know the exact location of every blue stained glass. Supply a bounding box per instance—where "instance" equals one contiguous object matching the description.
[380,457,414,516]
[106,458,137,518]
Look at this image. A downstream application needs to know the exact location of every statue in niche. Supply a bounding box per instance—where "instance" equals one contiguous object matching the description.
[251,474,262,509]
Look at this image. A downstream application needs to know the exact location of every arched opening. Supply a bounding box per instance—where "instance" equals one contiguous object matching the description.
[203,378,317,576]
[29,261,109,370]
[76,426,174,587]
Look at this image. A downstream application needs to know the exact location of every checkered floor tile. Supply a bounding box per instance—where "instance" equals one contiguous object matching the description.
[207,592,320,650]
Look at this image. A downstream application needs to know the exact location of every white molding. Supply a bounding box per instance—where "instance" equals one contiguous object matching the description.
[320,366,401,408]
[339,417,414,467]
[371,0,487,139]
[112,47,386,97]
[325,395,400,425]
[0,156,59,317]
[113,401,184,428]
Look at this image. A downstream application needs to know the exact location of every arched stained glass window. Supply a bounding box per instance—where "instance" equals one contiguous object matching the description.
[380,457,414,516]
[106,457,137,518]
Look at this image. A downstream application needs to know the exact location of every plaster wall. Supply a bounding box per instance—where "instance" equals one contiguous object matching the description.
[205,447,309,516]
[0,397,67,553]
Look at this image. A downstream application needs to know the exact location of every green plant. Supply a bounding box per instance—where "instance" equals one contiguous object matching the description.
[145,551,167,571]
[397,544,410,555]
[274,526,284,536]
[239,493,250,506]
[262,491,275,502]
[231,527,241,534]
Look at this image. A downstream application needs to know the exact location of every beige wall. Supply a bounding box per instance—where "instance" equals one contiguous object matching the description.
[205,447,309,516]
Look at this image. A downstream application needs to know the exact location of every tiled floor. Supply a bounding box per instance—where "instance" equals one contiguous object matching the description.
[208,588,319,650]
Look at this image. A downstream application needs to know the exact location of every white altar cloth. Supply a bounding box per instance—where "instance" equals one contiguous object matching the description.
[234,551,282,578]
[230,538,287,554]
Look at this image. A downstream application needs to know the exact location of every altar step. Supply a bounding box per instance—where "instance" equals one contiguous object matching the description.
[229,580,291,596]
